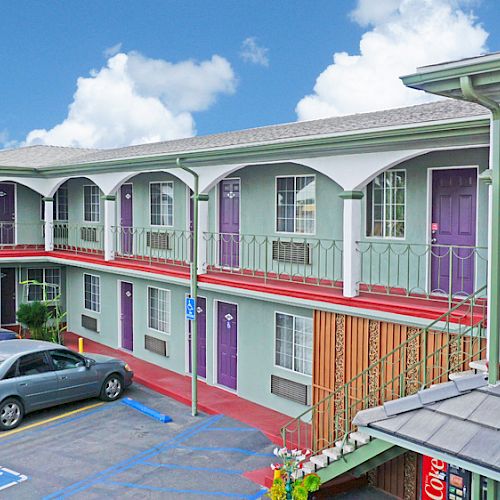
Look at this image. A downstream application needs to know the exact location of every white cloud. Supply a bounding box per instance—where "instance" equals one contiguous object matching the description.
[25,51,237,148]
[240,37,269,67]
[296,0,488,120]
[103,42,122,58]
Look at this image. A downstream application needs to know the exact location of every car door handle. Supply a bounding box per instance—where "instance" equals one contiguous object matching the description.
[60,376,68,380]
[19,383,28,387]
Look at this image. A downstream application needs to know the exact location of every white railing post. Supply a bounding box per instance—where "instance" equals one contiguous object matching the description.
[340,191,364,297]
[43,197,54,251]
[103,195,116,261]
[197,198,209,274]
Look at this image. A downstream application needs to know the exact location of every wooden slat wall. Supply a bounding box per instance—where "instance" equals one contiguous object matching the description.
[313,310,486,499]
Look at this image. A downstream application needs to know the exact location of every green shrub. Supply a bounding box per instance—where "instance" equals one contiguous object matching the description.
[16,302,49,340]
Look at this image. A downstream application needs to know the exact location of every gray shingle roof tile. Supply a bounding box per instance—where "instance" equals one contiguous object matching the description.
[0,99,488,169]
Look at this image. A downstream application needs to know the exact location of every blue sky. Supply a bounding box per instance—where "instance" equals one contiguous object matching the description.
[1,0,500,149]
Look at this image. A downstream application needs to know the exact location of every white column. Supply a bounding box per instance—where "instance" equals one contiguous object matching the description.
[197,199,209,274]
[43,198,54,251]
[340,191,364,298]
[103,196,116,261]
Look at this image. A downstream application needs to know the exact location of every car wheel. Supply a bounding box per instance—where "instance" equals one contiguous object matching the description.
[100,374,123,401]
[0,398,23,431]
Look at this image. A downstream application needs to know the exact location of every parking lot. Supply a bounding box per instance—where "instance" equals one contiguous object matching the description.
[0,384,271,499]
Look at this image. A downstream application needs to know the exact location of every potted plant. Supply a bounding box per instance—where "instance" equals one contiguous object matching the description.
[16,301,49,340]
[266,447,321,500]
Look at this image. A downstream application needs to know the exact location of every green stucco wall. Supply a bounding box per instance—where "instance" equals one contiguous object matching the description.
[65,266,313,416]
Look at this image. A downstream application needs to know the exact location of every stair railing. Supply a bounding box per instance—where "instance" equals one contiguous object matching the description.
[281,285,487,455]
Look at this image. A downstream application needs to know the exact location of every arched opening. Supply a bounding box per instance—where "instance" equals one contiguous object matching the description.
[109,170,192,269]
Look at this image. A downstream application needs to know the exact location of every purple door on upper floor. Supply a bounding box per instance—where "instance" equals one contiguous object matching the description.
[1,268,16,325]
[120,282,134,351]
[431,168,477,295]
[188,296,207,378]
[217,301,237,390]
[0,183,15,245]
[219,179,240,268]
[120,184,133,255]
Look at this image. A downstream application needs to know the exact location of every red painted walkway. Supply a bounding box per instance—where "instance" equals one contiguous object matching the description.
[0,248,485,322]
[64,332,290,446]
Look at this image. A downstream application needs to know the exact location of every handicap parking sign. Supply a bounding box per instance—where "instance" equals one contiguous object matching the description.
[0,466,27,491]
[185,297,196,321]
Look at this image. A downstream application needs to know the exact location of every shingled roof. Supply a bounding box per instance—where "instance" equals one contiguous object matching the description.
[0,99,488,169]
[353,374,500,478]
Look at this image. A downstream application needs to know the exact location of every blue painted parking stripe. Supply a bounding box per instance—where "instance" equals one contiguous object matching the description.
[44,414,223,499]
[105,481,262,498]
[177,445,275,457]
[121,398,172,423]
[140,461,244,475]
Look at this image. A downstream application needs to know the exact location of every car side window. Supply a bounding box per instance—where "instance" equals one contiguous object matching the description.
[3,361,18,380]
[18,352,53,376]
[49,350,85,371]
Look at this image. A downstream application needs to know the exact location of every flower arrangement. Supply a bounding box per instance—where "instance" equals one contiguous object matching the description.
[266,447,321,500]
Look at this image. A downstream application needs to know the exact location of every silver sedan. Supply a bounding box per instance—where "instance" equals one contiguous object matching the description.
[0,339,133,430]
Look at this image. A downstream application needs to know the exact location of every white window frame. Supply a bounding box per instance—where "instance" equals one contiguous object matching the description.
[40,185,69,222]
[274,311,313,376]
[83,273,100,313]
[275,175,316,235]
[147,286,171,334]
[149,181,174,227]
[83,185,101,223]
[366,169,407,240]
[26,268,61,302]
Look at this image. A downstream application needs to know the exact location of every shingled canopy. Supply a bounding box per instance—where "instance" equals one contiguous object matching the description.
[353,374,500,482]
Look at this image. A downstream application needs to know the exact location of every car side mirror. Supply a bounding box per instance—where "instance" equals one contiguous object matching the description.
[84,358,96,369]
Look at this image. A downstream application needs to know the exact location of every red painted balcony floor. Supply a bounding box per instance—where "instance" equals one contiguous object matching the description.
[64,332,290,446]
[0,248,486,322]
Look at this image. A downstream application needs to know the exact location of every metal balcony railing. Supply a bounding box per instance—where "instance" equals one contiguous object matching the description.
[112,226,192,268]
[204,232,343,288]
[53,223,104,254]
[0,222,44,248]
[358,241,488,303]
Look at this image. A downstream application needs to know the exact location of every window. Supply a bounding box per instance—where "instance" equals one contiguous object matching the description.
[150,182,174,226]
[84,274,100,312]
[275,313,313,375]
[276,176,315,234]
[366,170,406,238]
[3,361,17,379]
[83,185,100,222]
[148,287,170,334]
[49,350,85,370]
[27,268,61,301]
[18,353,52,376]
[41,184,69,222]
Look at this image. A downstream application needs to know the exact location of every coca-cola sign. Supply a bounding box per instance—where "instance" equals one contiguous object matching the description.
[421,455,448,500]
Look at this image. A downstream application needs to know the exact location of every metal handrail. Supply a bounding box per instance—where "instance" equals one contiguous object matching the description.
[111,226,192,267]
[280,285,487,454]
[0,222,44,248]
[204,231,343,288]
[53,223,104,254]
[358,241,488,303]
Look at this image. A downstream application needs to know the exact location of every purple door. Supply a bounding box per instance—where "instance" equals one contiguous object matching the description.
[188,296,206,377]
[120,184,133,255]
[120,282,133,351]
[431,168,477,295]
[1,268,16,325]
[217,302,237,390]
[219,179,240,268]
[0,184,15,245]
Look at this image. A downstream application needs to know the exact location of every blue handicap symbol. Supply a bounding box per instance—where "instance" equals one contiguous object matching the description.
[0,466,27,491]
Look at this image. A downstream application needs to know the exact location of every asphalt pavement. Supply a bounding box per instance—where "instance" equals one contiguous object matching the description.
[0,384,271,499]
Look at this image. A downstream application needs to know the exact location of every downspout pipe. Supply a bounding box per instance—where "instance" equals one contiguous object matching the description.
[177,157,200,416]
[460,76,500,385]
